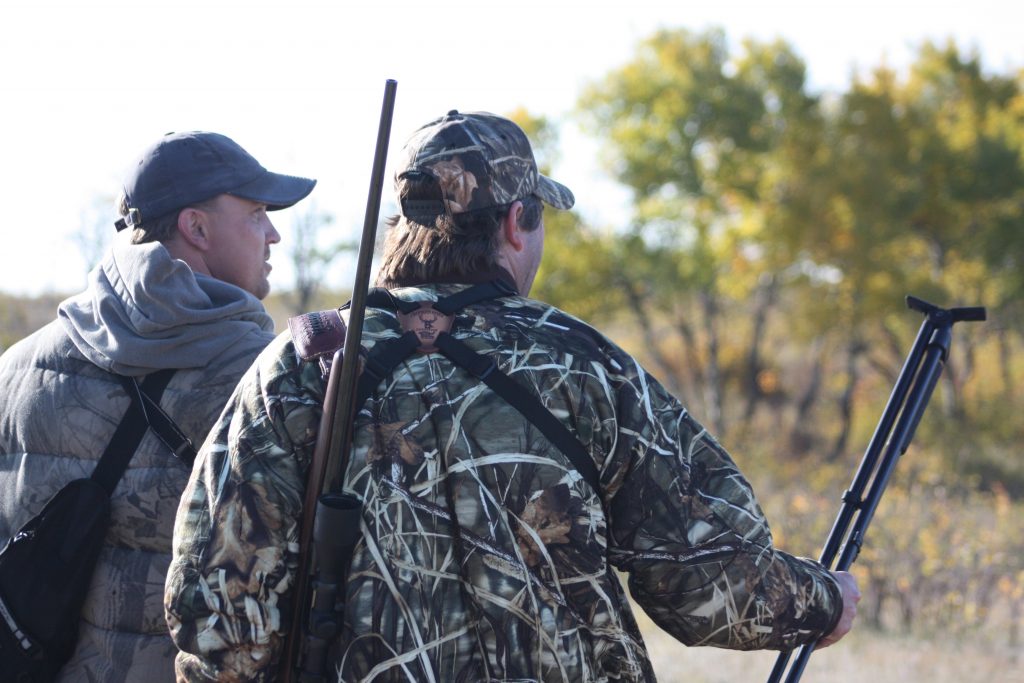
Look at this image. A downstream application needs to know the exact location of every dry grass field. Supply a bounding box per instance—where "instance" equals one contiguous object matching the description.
[640,619,1023,683]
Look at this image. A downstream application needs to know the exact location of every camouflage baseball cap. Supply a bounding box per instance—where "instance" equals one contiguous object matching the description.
[394,110,574,226]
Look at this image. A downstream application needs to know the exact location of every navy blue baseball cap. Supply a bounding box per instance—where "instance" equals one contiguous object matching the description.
[115,131,317,231]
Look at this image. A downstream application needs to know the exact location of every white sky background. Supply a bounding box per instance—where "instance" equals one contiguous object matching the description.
[1,0,1020,297]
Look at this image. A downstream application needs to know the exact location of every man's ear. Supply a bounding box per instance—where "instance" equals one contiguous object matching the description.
[175,207,211,251]
[501,200,525,252]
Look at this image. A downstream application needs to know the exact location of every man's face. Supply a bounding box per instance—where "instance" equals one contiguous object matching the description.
[200,194,281,299]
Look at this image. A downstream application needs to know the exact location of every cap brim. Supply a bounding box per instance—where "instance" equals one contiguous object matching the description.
[230,170,317,211]
[535,174,574,210]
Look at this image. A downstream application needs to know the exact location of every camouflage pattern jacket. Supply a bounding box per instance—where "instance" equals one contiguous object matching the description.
[166,280,842,682]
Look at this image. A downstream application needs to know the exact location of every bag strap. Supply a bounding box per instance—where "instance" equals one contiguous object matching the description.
[352,283,602,492]
[356,332,420,410]
[352,279,523,414]
[433,333,601,491]
[90,369,186,495]
[121,376,197,466]
[357,279,518,315]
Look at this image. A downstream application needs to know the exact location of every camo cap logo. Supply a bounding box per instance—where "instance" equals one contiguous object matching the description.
[394,110,575,226]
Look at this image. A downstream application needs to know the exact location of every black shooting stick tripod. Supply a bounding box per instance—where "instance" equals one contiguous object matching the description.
[766,296,985,683]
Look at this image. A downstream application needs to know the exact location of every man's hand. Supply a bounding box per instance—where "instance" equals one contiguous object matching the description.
[817,570,861,649]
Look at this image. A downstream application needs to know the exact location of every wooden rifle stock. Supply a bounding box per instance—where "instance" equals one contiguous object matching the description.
[766,296,985,683]
[283,79,397,683]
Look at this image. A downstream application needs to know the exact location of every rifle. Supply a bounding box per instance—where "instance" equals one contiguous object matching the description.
[283,79,398,683]
[766,295,985,683]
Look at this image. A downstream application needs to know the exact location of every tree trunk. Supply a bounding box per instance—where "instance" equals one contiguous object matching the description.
[1010,596,1021,656]
[699,289,725,435]
[998,327,1015,402]
[827,336,863,462]
[866,570,888,630]
[673,307,706,405]
[620,275,687,401]
[742,274,778,423]
[788,336,825,457]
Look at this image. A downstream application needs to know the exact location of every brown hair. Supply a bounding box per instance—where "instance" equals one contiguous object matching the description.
[375,173,542,288]
[116,193,219,245]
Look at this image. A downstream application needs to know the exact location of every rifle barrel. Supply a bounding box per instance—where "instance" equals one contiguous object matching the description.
[284,79,397,682]
[324,78,398,494]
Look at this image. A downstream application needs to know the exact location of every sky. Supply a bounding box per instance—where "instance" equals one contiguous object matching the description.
[1,0,1020,297]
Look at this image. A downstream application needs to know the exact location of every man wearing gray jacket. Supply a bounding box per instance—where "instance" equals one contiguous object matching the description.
[0,131,315,682]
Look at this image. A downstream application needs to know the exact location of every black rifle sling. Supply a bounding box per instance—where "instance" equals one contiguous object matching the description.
[433,333,601,492]
[352,279,516,316]
[352,281,601,493]
[430,279,517,314]
[356,332,420,410]
[90,369,187,495]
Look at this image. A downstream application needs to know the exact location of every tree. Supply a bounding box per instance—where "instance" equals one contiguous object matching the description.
[577,28,824,433]
[576,29,1024,489]
[285,202,353,314]
[72,194,116,277]
[506,108,621,324]
[797,42,1024,475]
[561,26,1024,647]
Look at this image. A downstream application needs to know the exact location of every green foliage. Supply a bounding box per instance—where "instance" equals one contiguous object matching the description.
[506,108,623,321]
[547,27,1024,640]
[566,27,1024,484]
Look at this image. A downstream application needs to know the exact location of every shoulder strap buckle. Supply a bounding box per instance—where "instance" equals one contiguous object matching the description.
[396,302,454,354]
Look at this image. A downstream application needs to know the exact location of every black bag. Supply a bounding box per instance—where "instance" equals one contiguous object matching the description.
[0,370,193,683]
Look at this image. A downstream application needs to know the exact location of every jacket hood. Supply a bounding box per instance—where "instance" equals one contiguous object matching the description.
[58,237,275,375]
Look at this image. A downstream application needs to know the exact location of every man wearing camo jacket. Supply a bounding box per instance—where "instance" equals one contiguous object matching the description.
[166,111,859,682]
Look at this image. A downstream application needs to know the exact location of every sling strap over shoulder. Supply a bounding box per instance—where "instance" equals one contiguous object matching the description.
[90,370,195,494]
[297,281,601,492]
[122,374,197,465]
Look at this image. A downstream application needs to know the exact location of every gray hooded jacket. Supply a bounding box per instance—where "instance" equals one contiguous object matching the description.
[0,239,276,682]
